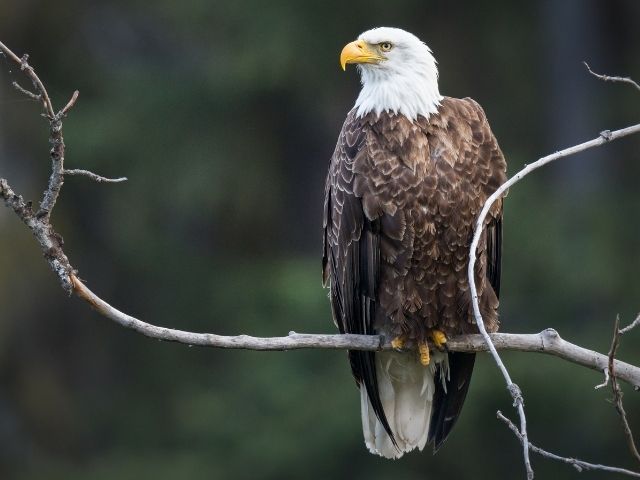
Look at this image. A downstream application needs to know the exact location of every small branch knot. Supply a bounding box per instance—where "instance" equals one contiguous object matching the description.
[600,130,613,141]
[35,208,50,219]
[19,54,29,70]
[508,383,524,407]
[540,328,560,350]
[50,120,63,134]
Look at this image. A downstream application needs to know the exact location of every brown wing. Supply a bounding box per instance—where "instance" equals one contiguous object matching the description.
[322,110,396,444]
[427,98,506,450]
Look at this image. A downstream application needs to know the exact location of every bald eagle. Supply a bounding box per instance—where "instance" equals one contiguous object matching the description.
[322,27,507,458]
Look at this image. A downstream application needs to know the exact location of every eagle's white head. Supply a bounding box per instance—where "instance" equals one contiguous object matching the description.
[340,27,442,121]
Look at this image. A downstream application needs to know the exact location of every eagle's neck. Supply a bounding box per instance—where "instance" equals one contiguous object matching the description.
[355,61,442,121]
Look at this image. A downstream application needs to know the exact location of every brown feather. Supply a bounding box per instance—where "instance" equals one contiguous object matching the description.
[323,97,507,448]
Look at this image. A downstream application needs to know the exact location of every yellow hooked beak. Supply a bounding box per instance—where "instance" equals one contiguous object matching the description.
[340,40,384,71]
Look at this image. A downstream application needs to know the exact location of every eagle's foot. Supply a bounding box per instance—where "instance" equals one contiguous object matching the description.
[429,329,448,350]
[391,336,406,351]
[418,341,430,366]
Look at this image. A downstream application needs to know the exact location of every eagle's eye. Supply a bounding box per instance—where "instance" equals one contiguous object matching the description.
[379,42,393,52]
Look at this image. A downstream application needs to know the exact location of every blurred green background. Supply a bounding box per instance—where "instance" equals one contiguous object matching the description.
[1,0,639,478]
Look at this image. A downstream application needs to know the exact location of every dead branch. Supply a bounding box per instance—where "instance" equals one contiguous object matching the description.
[467,66,640,478]
[0,178,74,292]
[498,412,640,478]
[595,367,610,390]
[620,313,640,335]
[64,169,128,183]
[467,122,640,479]
[54,274,640,387]
[12,81,41,101]
[606,316,640,464]
[584,62,640,93]
[59,90,79,117]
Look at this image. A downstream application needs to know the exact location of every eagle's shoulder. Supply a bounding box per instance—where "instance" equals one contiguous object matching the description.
[424,97,492,139]
[436,96,488,120]
[429,96,507,179]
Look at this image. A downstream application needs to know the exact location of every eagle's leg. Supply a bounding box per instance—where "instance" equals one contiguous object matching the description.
[429,329,447,350]
[418,341,430,366]
[391,335,406,351]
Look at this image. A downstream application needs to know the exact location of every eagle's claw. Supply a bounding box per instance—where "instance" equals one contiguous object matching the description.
[430,329,448,350]
[391,336,406,351]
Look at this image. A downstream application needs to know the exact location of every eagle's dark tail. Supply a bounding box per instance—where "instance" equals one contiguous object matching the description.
[427,352,476,451]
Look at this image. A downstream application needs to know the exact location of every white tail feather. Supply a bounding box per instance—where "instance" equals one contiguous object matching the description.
[361,350,449,459]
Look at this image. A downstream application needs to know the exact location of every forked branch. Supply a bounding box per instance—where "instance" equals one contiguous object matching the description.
[606,315,640,464]
[498,412,640,478]
[467,61,640,479]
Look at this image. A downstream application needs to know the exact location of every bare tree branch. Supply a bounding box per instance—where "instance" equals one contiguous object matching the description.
[620,313,640,335]
[595,367,610,390]
[584,62,640,93]
[37,118,67,219]
[607,316,640,464]
[0,178,74,293]
[498,412,640,478]
[58,90,79,118]
[12,81,41,101]
[0,41,77,220]
[468,123,640,479]
[1,47,56,116]
[64,275,640,388]
[467,64,640,477]
[64,169,128,183]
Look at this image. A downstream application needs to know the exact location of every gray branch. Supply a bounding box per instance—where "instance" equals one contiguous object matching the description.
[467,122,640,479]
[584,62,640,93]
[498,411,640,478]
[12,81,41,101]
[64,169,128,183]
[606,316,640,464]
[0,179,74,293]
[620,313,640,335]
[68,275,640,388]
[467,64,640,478]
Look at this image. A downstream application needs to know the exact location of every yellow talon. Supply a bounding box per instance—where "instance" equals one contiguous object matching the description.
[391,336,405,350]
[418,341,430,366]
[430,329,447,349]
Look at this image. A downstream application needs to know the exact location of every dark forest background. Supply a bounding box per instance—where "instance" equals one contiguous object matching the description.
[1,1,639,479]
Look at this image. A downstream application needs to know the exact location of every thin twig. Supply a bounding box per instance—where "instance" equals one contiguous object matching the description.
[64,169,127,183]
[620,313,640,335]
[58,90,79,117]
[0,44,56,118]
[594,367,610,390]
[584,62,640,93]
[468,121,640,480]
[0,40,75,220]
[497,412,640,478]
[607,316,640,464]
[12,81,40,101]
